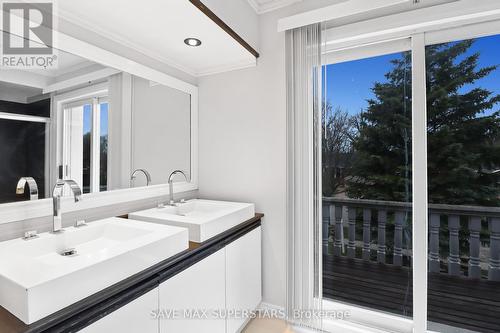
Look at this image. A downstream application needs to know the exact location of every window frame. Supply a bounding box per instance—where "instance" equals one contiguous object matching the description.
[61,95,108,194]
[320,19,500,333]
[51,83,108,193]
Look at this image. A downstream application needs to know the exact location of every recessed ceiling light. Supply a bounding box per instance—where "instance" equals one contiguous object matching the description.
[184,38,202,47]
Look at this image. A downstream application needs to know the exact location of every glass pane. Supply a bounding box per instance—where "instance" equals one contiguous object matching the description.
[82,104,92,194]
[322,49,413,320]
[99,102,108,192]
[426,34,500,333]
[0,119,46,203]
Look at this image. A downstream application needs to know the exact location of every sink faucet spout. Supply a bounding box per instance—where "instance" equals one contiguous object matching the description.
[131,169,152,186]
[167,170,188,206]
[52,179,82,233]
[16,177,39,200]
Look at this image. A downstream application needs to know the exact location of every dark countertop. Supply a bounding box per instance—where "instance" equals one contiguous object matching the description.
[0,213,264,333]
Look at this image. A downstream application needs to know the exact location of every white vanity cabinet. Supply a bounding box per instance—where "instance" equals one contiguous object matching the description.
[225,227,262,333]
[78,226,262,333]
[159,249,226,333]
[158,226,262,333]
[79,288,158,333]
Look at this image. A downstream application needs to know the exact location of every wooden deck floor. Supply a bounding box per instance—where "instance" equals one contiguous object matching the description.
[323,256,500,333]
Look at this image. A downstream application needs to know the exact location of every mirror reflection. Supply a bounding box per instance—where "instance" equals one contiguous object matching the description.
[0,47,192,204]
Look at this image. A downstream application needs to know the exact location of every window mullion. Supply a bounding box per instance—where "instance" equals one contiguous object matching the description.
[91,98,101,193]
[411,33,429,333]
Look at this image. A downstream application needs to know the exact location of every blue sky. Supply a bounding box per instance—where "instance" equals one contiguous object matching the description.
[100,103,108,136]
[83,103,108,136]
[323,34,500,116]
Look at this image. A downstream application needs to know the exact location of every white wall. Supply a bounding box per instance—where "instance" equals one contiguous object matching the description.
[198,0,345,308]
[198,64,286,306]
[0,83,42,103]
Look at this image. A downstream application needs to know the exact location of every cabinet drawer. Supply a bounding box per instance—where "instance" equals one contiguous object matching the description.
[159,249,226,333]
[225,227,262,333]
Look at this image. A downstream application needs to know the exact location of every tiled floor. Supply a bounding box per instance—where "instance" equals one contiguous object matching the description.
[242,318,310,333]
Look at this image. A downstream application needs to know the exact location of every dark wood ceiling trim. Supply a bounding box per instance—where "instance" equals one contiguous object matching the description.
[188,0,260,58]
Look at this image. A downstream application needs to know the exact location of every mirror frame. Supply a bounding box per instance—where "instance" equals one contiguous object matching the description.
[0,30,198,224]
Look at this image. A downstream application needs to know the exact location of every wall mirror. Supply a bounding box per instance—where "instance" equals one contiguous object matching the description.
[0,32,196,205]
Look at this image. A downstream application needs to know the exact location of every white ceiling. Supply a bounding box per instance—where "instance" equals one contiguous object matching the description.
[246,0,454,15]
[246,0,303,14]
[0,81,42,103]
[0,46,107,92]
[57,1,256,77]
[0,38,94,78]
[25,50,94,78]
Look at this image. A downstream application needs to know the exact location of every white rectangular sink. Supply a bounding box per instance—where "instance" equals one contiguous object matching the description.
[129,199,255,243]
[0,217,188,324]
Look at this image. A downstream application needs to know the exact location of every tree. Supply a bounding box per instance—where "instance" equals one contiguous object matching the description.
[322,102,357,196]
[347,40,500,206]
[346,51,413,202]
[426,41,500,206]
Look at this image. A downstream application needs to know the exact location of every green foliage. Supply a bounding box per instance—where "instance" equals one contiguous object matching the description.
[426,41,500,205]
[346,51,413,202]
[346,40,500,206]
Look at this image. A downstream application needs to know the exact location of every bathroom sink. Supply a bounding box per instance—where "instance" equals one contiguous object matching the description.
[0,217,188,324]
[129,199,255,243]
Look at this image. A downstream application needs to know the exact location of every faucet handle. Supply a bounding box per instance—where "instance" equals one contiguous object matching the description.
[23,230,38,240]
[75,220,87,228]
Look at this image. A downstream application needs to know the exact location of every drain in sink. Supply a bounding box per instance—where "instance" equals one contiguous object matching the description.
[60,248,77,256]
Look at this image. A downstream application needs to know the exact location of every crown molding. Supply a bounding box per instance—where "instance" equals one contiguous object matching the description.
[247,0,302,14]
[246,0,261,13]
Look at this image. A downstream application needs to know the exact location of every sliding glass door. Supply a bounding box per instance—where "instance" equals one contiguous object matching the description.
[321,40,414,326]
[425,33,500,333]
[322,41,412,317]
[320,24,500,333]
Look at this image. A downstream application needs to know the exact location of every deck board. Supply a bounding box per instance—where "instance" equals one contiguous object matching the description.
[323,256,500,333]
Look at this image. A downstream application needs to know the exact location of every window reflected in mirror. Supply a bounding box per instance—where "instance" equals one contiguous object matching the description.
[62,97,108,194]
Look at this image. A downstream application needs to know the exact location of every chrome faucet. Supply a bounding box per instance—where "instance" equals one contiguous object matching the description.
[130,169,152,186]
[52,180,82,233]
[167,170,187,206]
[16,177,39,200]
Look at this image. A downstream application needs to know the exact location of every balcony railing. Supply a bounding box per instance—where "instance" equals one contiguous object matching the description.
[322,197,500,281]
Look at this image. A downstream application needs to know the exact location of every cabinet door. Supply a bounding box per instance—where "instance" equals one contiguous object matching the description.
[225,227,262,333]
[159,249,226,333]
[79,288,158,333]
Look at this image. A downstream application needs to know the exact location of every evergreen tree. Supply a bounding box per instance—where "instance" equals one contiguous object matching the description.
[346,51,413,202]
[346,40,500,205]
